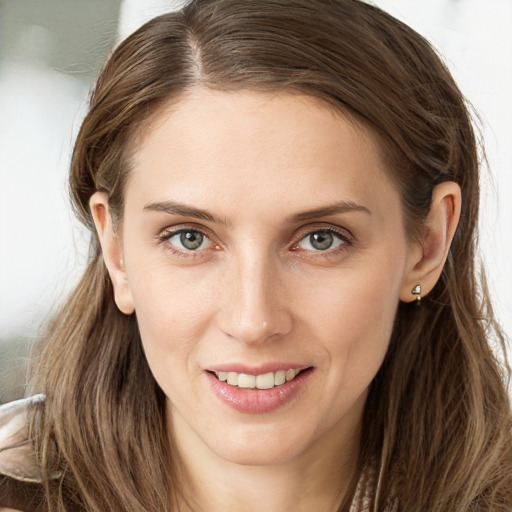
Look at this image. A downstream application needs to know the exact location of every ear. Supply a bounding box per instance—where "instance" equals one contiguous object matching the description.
[400,181,461,303]
[89,192,135,315]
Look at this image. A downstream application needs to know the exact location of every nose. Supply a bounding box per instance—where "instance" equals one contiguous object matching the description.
[217,253,293,345]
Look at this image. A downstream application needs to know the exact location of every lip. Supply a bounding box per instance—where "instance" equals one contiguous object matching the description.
[207,362,311,375]
[205,367,313,414]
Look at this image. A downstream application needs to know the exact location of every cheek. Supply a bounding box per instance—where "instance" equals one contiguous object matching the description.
[126,263,217,380]
[297,271,401,441]
[300,259,403,377]
[127,250,216,325]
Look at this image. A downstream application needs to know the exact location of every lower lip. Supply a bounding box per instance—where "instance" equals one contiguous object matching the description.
[205,369,312,414]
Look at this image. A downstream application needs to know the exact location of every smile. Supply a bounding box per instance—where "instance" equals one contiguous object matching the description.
[213,369,303,390]
[207,367,313,413]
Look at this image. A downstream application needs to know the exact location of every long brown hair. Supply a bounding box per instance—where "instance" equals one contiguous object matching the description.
[29,0,512,510]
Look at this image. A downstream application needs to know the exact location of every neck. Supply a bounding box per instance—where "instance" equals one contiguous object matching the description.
[169,408,362,512]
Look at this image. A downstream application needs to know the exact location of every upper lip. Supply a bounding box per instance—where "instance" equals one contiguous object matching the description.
[206,363,312,375]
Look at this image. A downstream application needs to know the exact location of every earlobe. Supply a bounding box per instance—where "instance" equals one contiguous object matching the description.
[400,181,461,303]
[89,192,135,315]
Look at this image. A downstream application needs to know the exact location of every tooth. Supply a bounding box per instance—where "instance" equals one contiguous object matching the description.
[238,373,256,389]
[227,372,239,386]
[256,372,275,390]
[285,369,297,382]
[274,370,286,386]
[220,369,304,388]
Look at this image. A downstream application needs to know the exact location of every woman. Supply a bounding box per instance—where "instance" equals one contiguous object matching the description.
[1,0,511,510]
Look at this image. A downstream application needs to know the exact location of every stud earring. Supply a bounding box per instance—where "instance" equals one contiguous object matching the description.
[411,284,422,305]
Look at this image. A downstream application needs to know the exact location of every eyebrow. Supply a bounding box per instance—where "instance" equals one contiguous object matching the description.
[144,199,371,226]
[286,201,371,223]
[143,200,229,225]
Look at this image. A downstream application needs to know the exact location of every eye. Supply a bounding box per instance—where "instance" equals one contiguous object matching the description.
[297,229,346,251]
[164,229,212,251]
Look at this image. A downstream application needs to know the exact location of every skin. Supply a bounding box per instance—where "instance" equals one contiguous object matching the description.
[91,88,461,512]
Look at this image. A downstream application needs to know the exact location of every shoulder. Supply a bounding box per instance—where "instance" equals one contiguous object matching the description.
[0,395,45,483]
[0,395,47,512]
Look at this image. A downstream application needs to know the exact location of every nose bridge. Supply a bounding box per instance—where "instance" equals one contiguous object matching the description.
[218,247,291,344]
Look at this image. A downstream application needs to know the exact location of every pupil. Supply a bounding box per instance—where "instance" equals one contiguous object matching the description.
[180,231,203,250]
[310,231,333,250]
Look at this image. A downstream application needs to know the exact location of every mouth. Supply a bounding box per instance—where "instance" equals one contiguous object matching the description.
[208,367,312,390]
[206,366,314,413]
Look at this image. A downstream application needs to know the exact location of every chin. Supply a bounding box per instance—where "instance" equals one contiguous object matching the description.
[216,445,303,467]
[205,423,314,467]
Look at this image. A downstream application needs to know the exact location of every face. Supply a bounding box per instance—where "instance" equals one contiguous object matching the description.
[113,89,416,466]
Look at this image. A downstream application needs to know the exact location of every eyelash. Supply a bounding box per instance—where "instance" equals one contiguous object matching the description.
[157,225,354,259]
[157,226,214,259]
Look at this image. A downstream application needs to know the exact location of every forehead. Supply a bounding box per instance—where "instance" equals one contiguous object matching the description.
[138,88,372,159]
[125,88,398,222]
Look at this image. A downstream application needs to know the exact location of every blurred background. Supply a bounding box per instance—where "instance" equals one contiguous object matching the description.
[1,0,511,403]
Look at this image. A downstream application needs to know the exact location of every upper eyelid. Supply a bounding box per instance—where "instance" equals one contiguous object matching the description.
[159,224,214,239]
[293,224,354,242]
